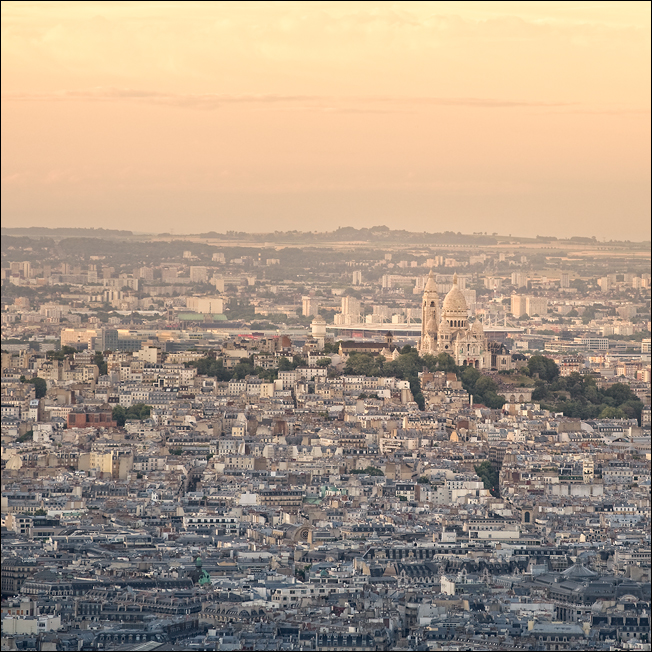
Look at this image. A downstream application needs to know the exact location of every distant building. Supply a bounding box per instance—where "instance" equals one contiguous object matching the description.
[511,295,526,317]
[302,297,319,317]
[189,266,208,283]
[418,272,490,368]
[511,272,528,288]
[186,297,224,314]
[67,407,117,429]
[97,328,119,352]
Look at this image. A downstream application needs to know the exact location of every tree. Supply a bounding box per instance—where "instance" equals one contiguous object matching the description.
[474,461,500,497]
[293,354,307,367]
[277,357,293,371]
[113,403,151,427]
[47,345,77,361]
[322,342,340,354]
[525,355,560,382]
[112,405,126,427]
[315,358,331,367]
[350,466,384,476]
[344,353,382,377]
[24,377,47,398]
[93,351,108,375]
[599,406,626,419]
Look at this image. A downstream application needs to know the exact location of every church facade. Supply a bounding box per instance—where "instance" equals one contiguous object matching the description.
[418,272,491,369]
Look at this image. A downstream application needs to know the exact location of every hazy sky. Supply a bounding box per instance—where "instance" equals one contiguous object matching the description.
[2,1,650,239]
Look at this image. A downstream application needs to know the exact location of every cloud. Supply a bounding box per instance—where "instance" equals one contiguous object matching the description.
[539,108,651,115]
[370,96,577,108]
[1,87,578,111]
[0,88,315,109]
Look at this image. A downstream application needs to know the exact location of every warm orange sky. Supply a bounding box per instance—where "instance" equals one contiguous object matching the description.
[2,1,650,238]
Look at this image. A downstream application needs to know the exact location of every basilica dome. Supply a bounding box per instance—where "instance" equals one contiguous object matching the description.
[442,275,468,314]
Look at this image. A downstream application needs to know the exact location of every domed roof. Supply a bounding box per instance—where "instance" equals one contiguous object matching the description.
[561,563,598,579]
[311,314,326,324]
[424,269,438,293]
[442,274,467,314]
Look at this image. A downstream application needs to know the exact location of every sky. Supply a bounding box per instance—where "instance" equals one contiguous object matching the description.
[1,1,650,239]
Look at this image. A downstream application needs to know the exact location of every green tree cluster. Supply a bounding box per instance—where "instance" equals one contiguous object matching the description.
[46,345,78,361]
[190,357,232,381]
[532,371,643,423]
[350,466,384,476]
[474,460,500,497]
[112,403,152,427]
[342,347,443,410]
[189,354,307,384]
[343,350,506,410]
[322,342,340,354]
[21,376,47,398]
[93,351,108,375]
[458,367,506,409]
[524,355,560,382]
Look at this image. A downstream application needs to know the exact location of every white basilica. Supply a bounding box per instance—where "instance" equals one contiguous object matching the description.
[418,271,491,369]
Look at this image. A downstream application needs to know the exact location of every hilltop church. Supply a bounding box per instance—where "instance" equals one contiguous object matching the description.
[418,271,491,369]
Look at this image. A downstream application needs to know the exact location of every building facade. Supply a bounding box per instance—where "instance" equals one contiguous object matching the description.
[418,272,491,369]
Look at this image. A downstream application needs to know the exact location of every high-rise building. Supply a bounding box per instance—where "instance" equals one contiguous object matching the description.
[190,266,208,283]
[97,329,119,352]
[560,273,570,288]
[484,277,502,291]
[352,271,363,285]
[186,297,224,314]
[511,295,547,317]
[302,297,319,317]
[511,295,526,317]
[341,296,361,324]
[511,272,528,288]
[139,266,154,281]
[525,296,548,317]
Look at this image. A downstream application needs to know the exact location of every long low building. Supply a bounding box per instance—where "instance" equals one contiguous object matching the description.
[328,323,524,342]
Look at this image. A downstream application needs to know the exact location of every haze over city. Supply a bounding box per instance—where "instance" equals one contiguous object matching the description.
[1,3,652,651]
[1,1,650,240]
